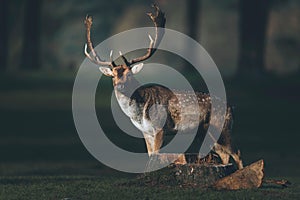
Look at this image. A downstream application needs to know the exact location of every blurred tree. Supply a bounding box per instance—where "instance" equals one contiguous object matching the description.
[21,0,41,70]
[0,0,8,71]
[237,0,271,77]
[185,0,201,73]
[186,0,201,41]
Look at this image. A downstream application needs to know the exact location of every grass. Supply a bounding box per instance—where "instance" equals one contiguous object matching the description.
[0,72,299,199]
[0,176,299,200]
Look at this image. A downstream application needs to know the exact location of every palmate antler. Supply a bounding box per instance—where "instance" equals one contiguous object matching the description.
[84,4,166,67]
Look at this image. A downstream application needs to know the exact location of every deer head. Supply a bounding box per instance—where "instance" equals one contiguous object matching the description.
[84,5,166,93]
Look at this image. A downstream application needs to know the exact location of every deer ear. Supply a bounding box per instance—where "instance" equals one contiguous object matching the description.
[131,63,144,74]
[99,67,113,77]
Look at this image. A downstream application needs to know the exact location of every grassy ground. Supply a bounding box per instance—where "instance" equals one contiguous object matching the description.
[0,72,299,199]
[0,176,299,200]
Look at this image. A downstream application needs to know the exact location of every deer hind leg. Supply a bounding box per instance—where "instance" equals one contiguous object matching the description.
[213,143,243,169]
[231,150,243,169]
[214,107,243,169]
[204,107,243,169]
[213,143,230,165]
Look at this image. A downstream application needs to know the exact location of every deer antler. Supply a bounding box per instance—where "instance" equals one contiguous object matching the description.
[84,5,165,67]
[127,4,166,65]
[84,15,115,67]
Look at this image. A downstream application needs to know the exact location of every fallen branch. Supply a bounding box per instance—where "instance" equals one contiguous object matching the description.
[263,179,291,188]
[213,159,264,190]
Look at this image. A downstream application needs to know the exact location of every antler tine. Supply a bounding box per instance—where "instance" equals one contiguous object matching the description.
[118,51,130,66]
[84,15,113,68]
[109,50,113,62]
[129,4,166,65]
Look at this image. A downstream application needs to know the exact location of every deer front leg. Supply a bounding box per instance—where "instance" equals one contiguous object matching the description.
[143,131,162,171]
[153,130,163,153]
[143,131,186,165]
[153,130,186,164]
[143,130,163,155]
[143,133,154,155]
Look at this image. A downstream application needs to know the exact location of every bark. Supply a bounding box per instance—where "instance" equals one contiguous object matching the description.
[213,159,264,190]
[186,0,201,41]
[137,162,236,187]
[185,0,202,73]
[0,0,8,71]
[21,0,42,70]
[237,0,271,77]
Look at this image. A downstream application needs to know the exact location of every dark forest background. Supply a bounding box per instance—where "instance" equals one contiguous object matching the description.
[1,0,300,75]
[0,1,299,198]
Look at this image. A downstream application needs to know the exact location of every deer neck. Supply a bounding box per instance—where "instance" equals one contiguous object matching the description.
[114,79,142,118]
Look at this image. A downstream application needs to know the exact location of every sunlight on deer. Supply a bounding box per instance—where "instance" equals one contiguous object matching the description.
[84,5,243,170]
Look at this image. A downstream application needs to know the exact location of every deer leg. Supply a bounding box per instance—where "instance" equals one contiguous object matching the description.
[143,130,165,155]
[217,116,233,155]
[145,130,186,165]
[143,133,154,156]
[143,130,164,155]
[174,154,187,165]
[224,107,243,169]
[153,130,163,153]
[153,130,186,164]
[143,131,164,171]
[231,150,243,169]
[216,131,232,165]
[213,143,231,165]
[213,143,243,169]
[212,107,243,169]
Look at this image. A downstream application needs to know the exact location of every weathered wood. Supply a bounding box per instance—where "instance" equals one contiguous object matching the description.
[213,159,264,190]
[263,179,291,188]
[137,162,236,187]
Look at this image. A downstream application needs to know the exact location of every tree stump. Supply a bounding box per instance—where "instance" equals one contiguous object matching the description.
[137,163,236,187]
[130,154,265,190]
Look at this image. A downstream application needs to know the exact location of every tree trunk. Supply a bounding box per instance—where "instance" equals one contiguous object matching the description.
[21,0,41,70]
[0,0,8,72]
[186,0,201,41]
[185,0,201,73]
[237,0,271,77]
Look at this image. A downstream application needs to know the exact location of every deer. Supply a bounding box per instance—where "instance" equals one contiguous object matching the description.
[84,5,243,169]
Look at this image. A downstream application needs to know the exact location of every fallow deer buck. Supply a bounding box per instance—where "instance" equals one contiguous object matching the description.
[84,5,243,169]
